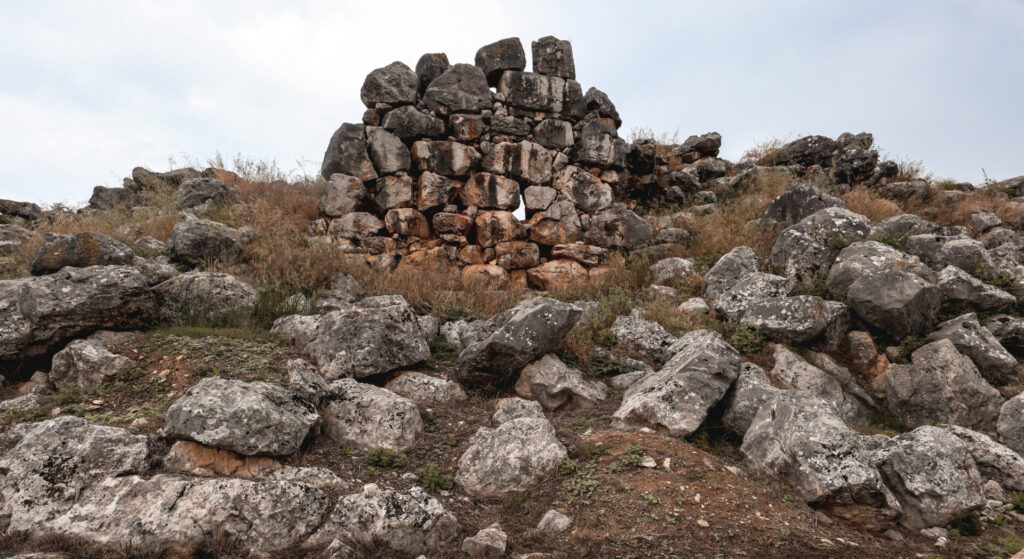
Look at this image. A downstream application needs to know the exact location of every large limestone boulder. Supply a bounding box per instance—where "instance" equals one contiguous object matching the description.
[773,135,838,168]
[321,123,378,181]
[985,314,1024,357]
[88,185,146,210]
[712,271,793,322]
[649,257,694,285]
[532,36,575,79]
[846,268,940,339]
[703,246,759,299]
[0,223,34,255]
[552,166,613,213]
[936,265,1016,312]
[475,37,526,85]
[30,232,133,275]
[610,312,678,365]
[772,346,870,426]
[163,377,318,456]
[826,241,934,298]
[321,378,422,451]
[166,215,245,266]
[946,425,1024,492]
[386,371,468,405]
[455,417,567,497]
[886,339,1003,429]
[998,393,1024,456]
[381,105,444,141]
[497,71,584,120]
[760,183,844,228]
[360,61,418,107]
[0,265,156,363]
[482,140,553,184]
[931,313,1018,386]
[173,177,238,210]
[310,484,459,554]
[515,353,607,410]
[722,363,782,437]
[872,426,986,530]
[612,330,740,436]
[154,271,258,324]
[411,140,481,178]
[769,207,871,281]
[279,295,430,379]
[366,126,412,175]
[422,63,492,114]
[739,295,829,344]
[48,338,134,391]
[740,393,898,530]
[460,172,521,210]
[583,203,652,249]
[455,297,581,387]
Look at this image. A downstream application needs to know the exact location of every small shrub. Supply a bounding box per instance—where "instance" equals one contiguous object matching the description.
[898,336,931,361]
[946,513,982,537]
[416,463,454,492]
[1011,491,1024,513]
[724,324,765,354]
[994,534,1024,558]
[559,458,580,476]
[366,448,408,469]
[427,337,459,366]
[589,351,642,377]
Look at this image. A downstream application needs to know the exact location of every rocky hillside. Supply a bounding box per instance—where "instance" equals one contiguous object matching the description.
[3,36,1024,559]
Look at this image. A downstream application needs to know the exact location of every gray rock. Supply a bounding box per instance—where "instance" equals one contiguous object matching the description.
[321,378,422,451]
[932,313,1018,386]
[712,272,794,322]
[319,173,367,217]
[163,377,317,456]
[461,172,522,211]
[0,223,33,255]
[295,295,430,379]
[411,140,481,178]
[945,425,1024,492]
[386,371,468,405]
[0,198,43,220]
[678,297,710,314]
[360,61,418,108]
[906,234,995,277]
[577,119,628,168]
[847,268,940,339]
[871,214,942,240]
[133,255,180,286]
[532,119,574,149]
[88,185,145,210]
[886,339,1003,429]
[0,265,156,362]
[287,358,329,407]
[498,71,584,120]
[610,312,678,365]
[583,203,653,249]
[173,177,237,210]
[374,175,415,211]
[704,246,759,299]
[321,122,378,181]
[475,37,526,86]
[523,185,558,211]
[826,241,934,298]
[740,393,898,529]
[381,105,445,140]
[833,148,879,184]
[132,235,166,256]
[584,87,621,127]
[722,362,782,437]
[531,36,575,79]
[493,397,546,424]
[612,330,740,436]
[772,346,870,426]
[984,314,1024,356]
[552,165,613,213]
[649,257,695,285]
[761,183,845,228]
[328,211,385,240]
[366,126,412,175]
[418,172,460,211]
[415,52,450,91]
[740,296,829,344]
[455,417,567,497]
[311,483,459,555]
[31,232,133,275]
[873,426,985,530]
[0,393,41,414]
[769,207,871,281]
[49,338,133,391]
[462,523,508,557]
[482,140,554,184]
[422,64,492,114]
[455,297,581,387]
[937,265,1016,312]
[166,215,244,266]
[515,353,606,410]
[773,135,838,168]
[970,210,1002,233]
[538,509,572,534]
[154,271,257,324]
[130,166,201,191]
[998,393,1024,456]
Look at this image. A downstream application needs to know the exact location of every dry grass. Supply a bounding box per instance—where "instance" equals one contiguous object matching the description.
[841,187,902,222]
[741,137,789,166]
[626,126,680,144]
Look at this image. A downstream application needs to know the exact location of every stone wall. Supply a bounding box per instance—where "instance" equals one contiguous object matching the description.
[308,36,889,290]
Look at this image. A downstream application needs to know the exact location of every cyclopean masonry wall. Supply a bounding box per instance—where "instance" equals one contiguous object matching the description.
[308,36,888,290]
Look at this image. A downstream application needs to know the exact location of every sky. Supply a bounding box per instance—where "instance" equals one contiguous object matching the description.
[1,0,1022,205]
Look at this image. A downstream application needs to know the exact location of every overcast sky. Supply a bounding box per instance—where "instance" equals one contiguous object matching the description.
[1,1,1022,205]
